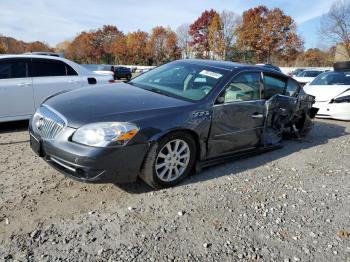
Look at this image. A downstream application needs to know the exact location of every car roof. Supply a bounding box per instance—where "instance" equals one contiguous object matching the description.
[0,54,69,62]
[180,59,285,75]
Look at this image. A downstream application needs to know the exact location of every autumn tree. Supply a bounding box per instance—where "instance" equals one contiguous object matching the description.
[93,25,124,64]
[148,26,180,65]
[189,9,219,58]
[0,43,7,54]
[296,48,334,67]
[220,10,242,60]
[321,0,350,59]
[65,32,96,63]
[237,6,303,64]
[0,36,26,53]
[25,41,52,52]
[176,23,191,58]
[125,30,149,64]
[55,40,71,54]
[208,13,225,59]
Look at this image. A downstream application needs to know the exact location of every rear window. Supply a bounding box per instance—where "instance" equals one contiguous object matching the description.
[310,71,350,85]
[32,59,77,77]
[0,60,27,79]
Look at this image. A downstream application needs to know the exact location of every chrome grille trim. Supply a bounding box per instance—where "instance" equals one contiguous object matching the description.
[32,105,67,139]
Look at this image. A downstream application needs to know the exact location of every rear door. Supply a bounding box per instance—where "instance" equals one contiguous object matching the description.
[31,58,81,108]
[208,71,265,157]
[0,58,34,119]
[262,73,299,145]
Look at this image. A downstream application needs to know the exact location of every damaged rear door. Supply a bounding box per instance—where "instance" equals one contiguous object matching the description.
[262,75,304,146]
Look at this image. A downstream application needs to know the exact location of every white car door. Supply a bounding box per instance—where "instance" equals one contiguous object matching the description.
[31,58,82,108]
[0,58,34,121]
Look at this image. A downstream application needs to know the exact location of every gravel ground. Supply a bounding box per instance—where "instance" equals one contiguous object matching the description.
[0,119,349,262]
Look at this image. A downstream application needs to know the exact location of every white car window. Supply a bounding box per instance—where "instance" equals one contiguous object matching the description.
[0,60,27,79]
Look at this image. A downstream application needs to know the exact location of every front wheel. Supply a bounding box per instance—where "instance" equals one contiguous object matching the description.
[139,132,196,189]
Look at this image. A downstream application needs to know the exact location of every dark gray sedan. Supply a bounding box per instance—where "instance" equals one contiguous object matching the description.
[29,60,317,188]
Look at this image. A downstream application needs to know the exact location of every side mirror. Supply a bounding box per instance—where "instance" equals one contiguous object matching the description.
[216,96,225,104]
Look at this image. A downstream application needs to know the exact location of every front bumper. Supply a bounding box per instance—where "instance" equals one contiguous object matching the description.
[29,126,149,183]
[313,101,350,121]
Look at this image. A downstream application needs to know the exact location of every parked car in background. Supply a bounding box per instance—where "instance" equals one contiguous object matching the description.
[0,55,114,123]
[293,69,325,86]
[256,63,282,72]
[81,64,114,77]
[289,68,305,77]
[113,66,132,80]
[303,61,350,120]
[29,59,316,189]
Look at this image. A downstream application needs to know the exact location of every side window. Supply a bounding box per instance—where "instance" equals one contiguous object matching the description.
[264,75,286,99]
[0,62,11,79]
[285,79,300,97]
[66,64,78,76]
[0,60,27,79]
[224,72,261,103]
[32,59,66,77]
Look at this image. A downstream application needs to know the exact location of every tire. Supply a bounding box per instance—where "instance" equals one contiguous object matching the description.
[139,131,197,189]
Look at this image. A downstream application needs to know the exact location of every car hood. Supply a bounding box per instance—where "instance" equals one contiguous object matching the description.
[44,83,193,128]
[303,85,350,101]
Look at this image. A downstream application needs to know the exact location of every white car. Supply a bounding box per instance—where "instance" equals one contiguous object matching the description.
[0,55,114,123]
[303,70,350,121]
[293,70,325,86]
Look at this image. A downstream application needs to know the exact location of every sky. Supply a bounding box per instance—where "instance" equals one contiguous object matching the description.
[0,0,336,49]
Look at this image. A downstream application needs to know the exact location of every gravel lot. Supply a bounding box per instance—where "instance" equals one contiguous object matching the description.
[0,119,349,261]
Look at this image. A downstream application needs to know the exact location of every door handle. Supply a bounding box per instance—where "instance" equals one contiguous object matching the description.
[251,113,264,118]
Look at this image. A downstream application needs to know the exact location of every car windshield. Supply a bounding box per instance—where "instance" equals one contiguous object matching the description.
[297,70,323,77]
[129,62,227,101]
[310,71,350,85]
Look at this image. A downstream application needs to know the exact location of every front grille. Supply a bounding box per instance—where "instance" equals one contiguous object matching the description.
[32,106,66,139]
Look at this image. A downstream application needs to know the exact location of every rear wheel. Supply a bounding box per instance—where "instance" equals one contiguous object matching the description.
[139,132,196,189]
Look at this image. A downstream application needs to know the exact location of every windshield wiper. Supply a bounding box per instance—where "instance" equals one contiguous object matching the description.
[144,87,174,98]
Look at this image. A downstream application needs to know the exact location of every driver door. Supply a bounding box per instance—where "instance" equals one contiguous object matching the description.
[207,71,265,158]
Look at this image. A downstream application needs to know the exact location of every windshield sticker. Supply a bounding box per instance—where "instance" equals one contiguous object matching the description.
[199,70,222,79]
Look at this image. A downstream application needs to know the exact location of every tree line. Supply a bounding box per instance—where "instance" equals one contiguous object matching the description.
[0,1,349,67]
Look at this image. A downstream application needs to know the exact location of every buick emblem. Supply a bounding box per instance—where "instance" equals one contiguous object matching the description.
[36,117,45,131]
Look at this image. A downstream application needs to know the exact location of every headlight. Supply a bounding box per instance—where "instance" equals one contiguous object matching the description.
[72,122,139,147]
[331,95,350,103]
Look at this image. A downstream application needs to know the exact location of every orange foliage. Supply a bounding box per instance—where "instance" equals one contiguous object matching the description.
[237,6,303,64]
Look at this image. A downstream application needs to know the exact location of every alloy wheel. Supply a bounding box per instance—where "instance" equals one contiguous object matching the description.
[155,139,190,182]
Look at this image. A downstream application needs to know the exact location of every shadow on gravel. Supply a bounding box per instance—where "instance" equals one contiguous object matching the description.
[0,120,29,134]
[183,120,349,187]
[116,120,349,193]
[116,179,153,194]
